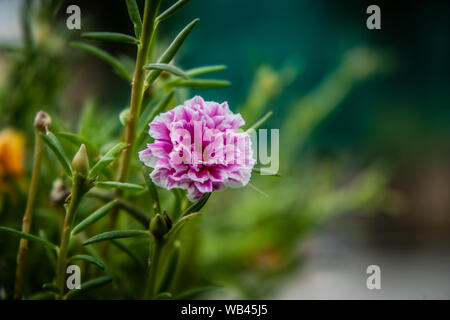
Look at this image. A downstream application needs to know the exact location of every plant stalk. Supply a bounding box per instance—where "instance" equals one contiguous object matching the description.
[144,238,164,299]
[109,0,161,229]
[54,176,84,299]
[13,125,44,299]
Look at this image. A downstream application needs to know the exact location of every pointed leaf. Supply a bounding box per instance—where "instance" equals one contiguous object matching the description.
[68,254,105,270]
[142,167,161,214]
[40,132,72,176]
[0,227,58,251]
[181,193,210,217]
[247,111,273,131]
[96,181,145,191]
[111,240,144,268]
[83,230,150,246]
[104,142,128,158]
[82,32,139,44]
[145,18,199,86]
[156,0,190,23]
[58,132,98,155]
[168,78,230,89]
[72,200,118,235]
[143,63,188,78]
[125,0,142,38]
[166,212,202,239]
[71,42,132,81]
[186,65,227,77]
[88,190,150,227]
[65,276,112,299]
[88,157,114,178]
[159,241,180,292]
[88,142,126,178]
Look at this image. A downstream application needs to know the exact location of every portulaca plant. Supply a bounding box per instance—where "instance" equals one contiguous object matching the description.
[0,0,269,300]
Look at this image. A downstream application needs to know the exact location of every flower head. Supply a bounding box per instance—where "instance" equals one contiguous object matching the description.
[139,96,255,201]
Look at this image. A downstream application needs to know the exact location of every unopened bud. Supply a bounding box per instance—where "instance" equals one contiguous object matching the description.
[150,213,169,239]
[163,211,172,230]
[71,144,89,176]
[34,111,51,132]
[119,108,130,126]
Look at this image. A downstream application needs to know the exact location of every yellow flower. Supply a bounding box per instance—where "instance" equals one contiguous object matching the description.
[0,129,25,180]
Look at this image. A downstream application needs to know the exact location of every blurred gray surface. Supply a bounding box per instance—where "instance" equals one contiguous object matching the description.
[274,215,450,300]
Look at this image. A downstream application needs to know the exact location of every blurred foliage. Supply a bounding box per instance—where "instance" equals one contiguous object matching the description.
[0,0,68,134]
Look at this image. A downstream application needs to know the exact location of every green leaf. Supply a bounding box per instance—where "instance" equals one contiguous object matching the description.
[72,200,118,235]
[88,157,114,178]
[159,241,180,292]
[180,193,211,217]
[168,78,230,89]
[82,32,139,44]
[247,111,273,131]
[125,0,142,38]
[166,212,202,239]
[88,190,151,227]
[145,18,199,86]
[68,254,105,270]
[111,240,144,268]
[143,63,188,78]
[103,142,128,158]
[0,227,58,251]
[185,65,227,77]
[173,286,220,299]
[83,230,150,246]
[88,142,126,178]
[58,132,98,155]
[96,181,145,191]
[142,167,161,214]
[71,42,132,81]
[65,276,112,299]
[39,230,57,267]
[40,132,72,176]
[156,0,190,23]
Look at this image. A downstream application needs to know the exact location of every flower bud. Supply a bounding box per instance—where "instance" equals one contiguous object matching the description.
[119,108,130,126]
[163,210,172,230]
[71,144,89,176]
[34,111,51,133]
[150,213,170,239]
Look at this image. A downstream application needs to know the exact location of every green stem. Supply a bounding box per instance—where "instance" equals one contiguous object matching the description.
[109,0,161,229]
[54,175,84,299]
[144,239,164,299]
[13,126,44,299]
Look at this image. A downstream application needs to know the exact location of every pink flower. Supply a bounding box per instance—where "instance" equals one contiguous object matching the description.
[139,96,255,201]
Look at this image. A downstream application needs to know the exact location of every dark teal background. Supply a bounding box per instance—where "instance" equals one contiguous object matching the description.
[73,0,450,161]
